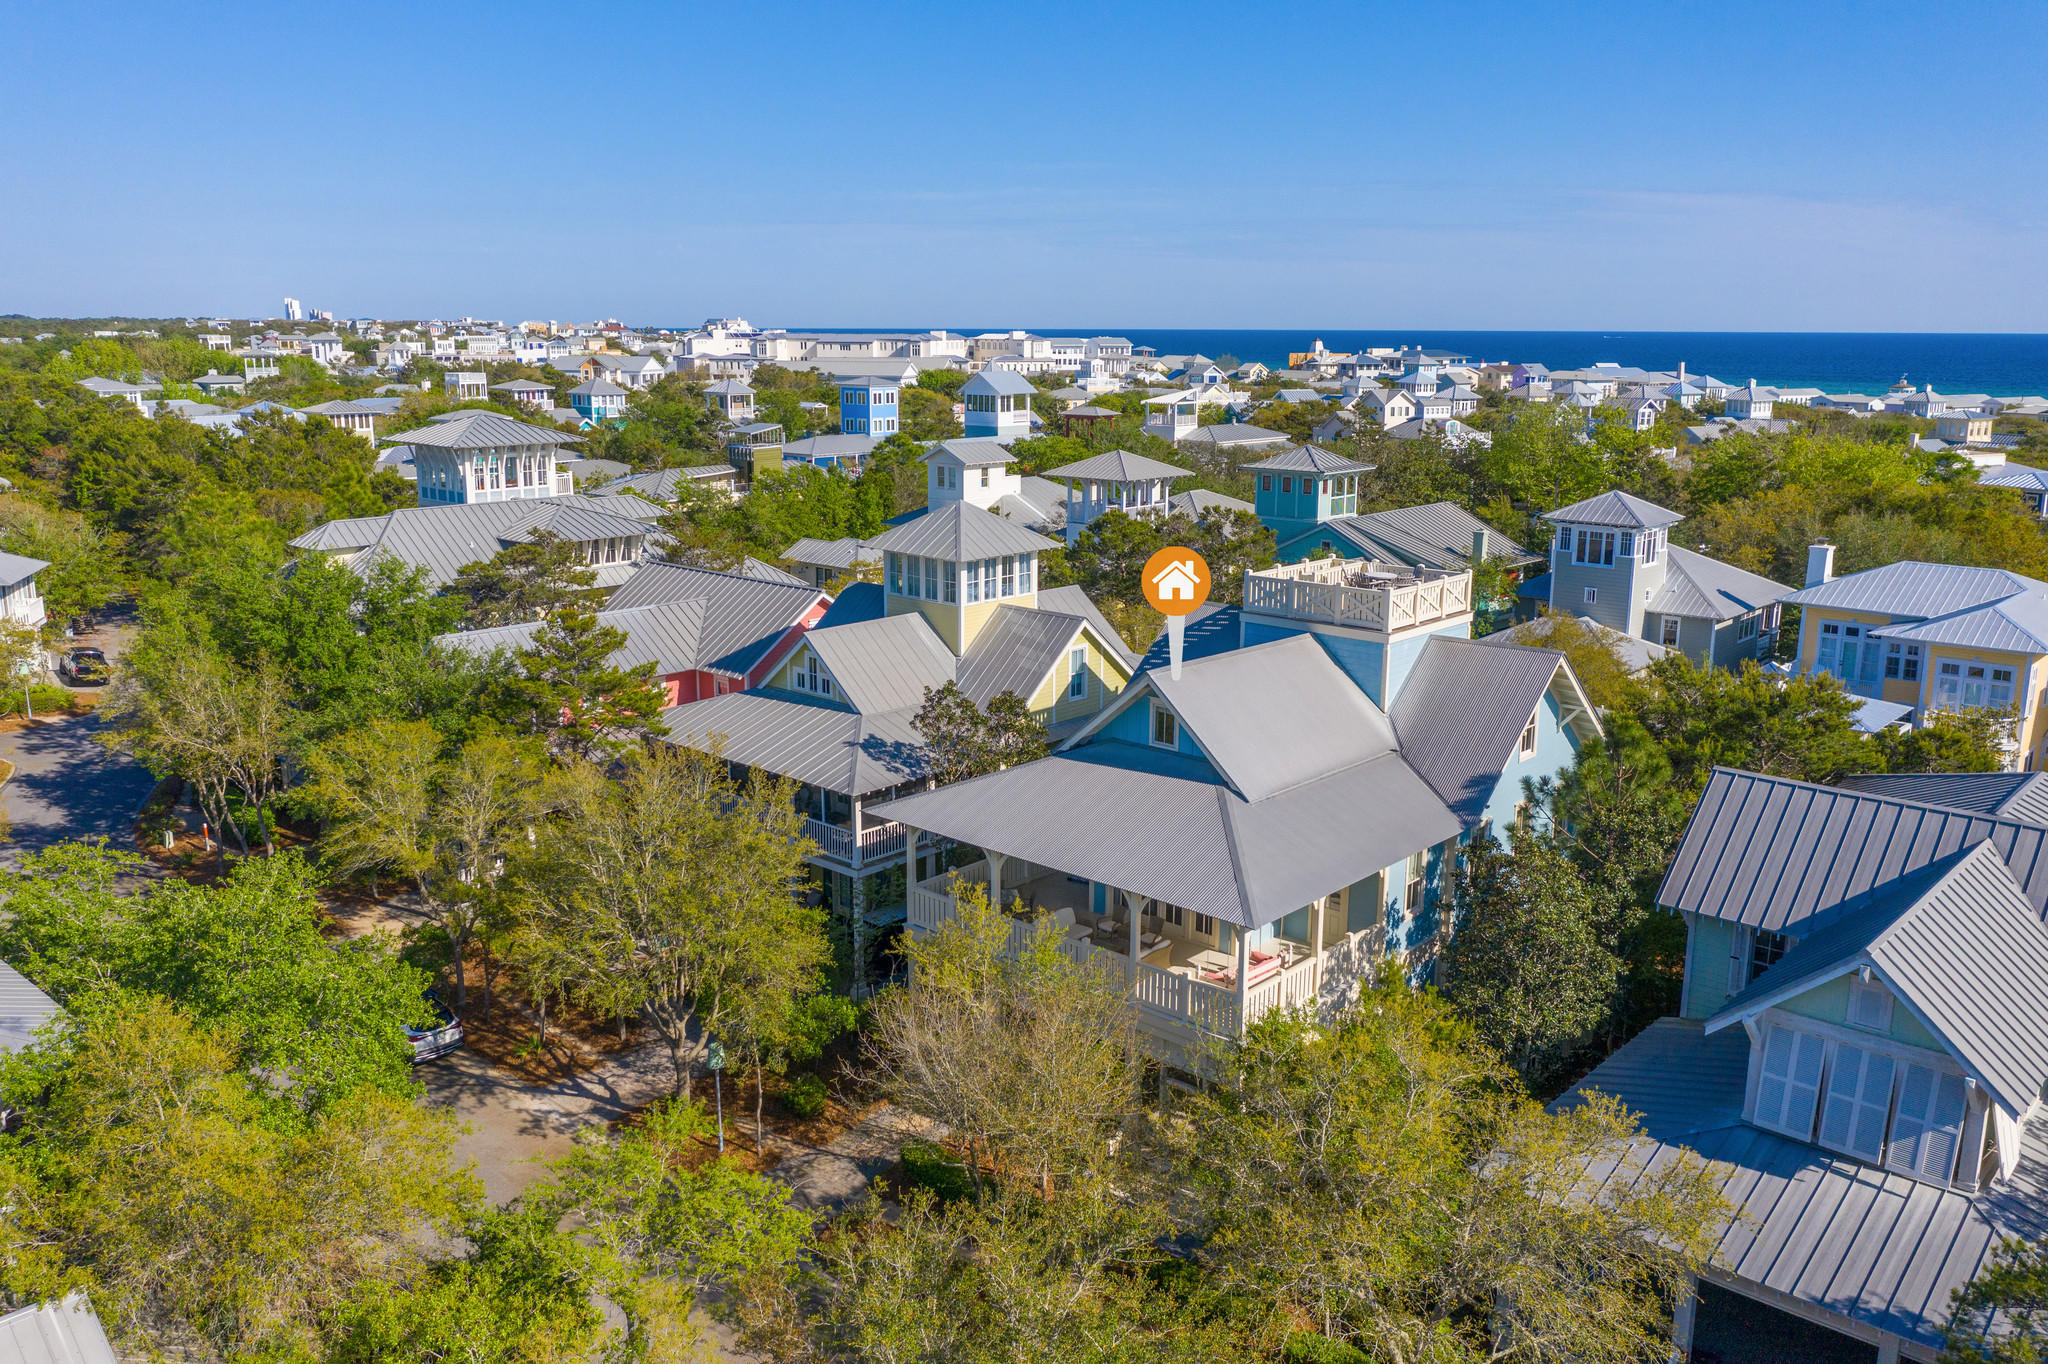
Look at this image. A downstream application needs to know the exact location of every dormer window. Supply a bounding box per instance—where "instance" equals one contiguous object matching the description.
[1848,978,1894,1031]
[1151,702,1178,749]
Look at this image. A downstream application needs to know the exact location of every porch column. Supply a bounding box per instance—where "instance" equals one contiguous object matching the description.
[849,796,864,869]
[1234,927,1250,1038]
[850,873,867,998]
[987,851,1008,909]
[908,827,922,886]
[1312,894,1328,996]
[1128,899,1141,983]
[1666,1274,1695,1364]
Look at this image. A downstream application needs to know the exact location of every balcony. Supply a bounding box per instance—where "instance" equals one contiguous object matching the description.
[906,860,1383,1061]
[1243,560,1472,634]
[803,816,907,868]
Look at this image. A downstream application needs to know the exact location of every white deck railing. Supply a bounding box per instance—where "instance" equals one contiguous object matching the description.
[804,817,908,866]
[1243,560,1472,633]
[907,865,1379,1045]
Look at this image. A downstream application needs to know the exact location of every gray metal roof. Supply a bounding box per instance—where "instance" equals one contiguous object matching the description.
[964,368,1034,395]
[804,614,957,713]
[1038,584,1141,669]
[1306,503,1533,570]
[381,410,585,449]
[0,552,50,586]
[1705,841,2048,1119]
[815,582,885,630]
[1980,463,2048,493]
[0,959,59,1053]
[602,561,824,675]
[1783,560,2042,617]
[1834,771,2048,826]
[1658,768,2048,931]
[1558,1018,2048,1354]
[289,496,659,588]
[589,466,737,502]
[1167,488,1254,518]
[1041,449,1189,484]
[781,536,881,572]
[1243,443,1366,474]
[1540,489,1683,528]
[1142,634,1397,803]
[1178,423,1297,449]
[1647,545,1792,622]
[929,438,1014,467]
[873,734,1459,929]
[661,691,928,796]
[0,1294,119,1364]
[869,501,1058,560]
[1390,637,1596,826]
[437,598,706,676]
[1870,591,2048,653]
[956,605,1086,707]
[783,433,877,460]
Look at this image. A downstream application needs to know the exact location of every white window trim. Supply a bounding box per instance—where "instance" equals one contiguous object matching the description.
[1150,700,1178,750]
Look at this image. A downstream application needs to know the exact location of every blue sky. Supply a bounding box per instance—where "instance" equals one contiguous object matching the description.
[5,1,2044,330]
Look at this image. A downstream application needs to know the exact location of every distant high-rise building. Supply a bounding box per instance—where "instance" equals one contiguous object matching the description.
[283,297,304,321]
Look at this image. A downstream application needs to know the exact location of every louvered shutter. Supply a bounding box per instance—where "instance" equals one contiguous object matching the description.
[1755,1026,1826,1139]
[1728,926,1753,996]
[1785,1030,1827,1139]
[1818,1042,1895,1161]
[1886,1062,1971,1184]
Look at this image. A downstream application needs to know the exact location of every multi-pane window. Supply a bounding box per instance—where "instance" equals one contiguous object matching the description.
[1573,529,1616,566]
[943,561,958,603]
[1936,660,1962,706]
[1662,616,1682,647]
[1518,709,1538,759]
[924,557,939,600]
[1067,646,1088,699]
[1151,702,1178,749]
[1750,928,1790,981]
[1884,642,1921,681]
[1405,849,1426,914]
[1991,666,2016,710]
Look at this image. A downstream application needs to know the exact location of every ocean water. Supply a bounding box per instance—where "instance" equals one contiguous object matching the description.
[784,328,2048,397]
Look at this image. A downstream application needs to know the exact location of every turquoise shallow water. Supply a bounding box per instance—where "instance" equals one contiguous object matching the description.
[776,328,2048,396]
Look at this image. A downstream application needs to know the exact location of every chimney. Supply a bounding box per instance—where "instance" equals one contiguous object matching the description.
[1806,542,1836,588]
[1678,360,1687,385]
[1471,527,1490,565]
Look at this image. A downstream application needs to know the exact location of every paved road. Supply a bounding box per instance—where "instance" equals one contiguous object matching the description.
[0,709,158,857]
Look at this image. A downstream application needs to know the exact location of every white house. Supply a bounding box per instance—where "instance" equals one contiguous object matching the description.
[1142,388,1201,442]
[444,371,488,402]
[0,554,48,628]
[962,369,1034,443]
[1724,380,1775,420]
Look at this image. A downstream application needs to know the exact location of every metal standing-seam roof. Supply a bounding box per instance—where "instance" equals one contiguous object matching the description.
[1040,449,1189,484]
[660,691,929,796]
[0,1294,120,1364]
[288,497,662,587]
[1242,443,1366,474]
[873,737,1460,929]
[1646,544,1792,622]
[1177,423,1298,449]
[1167,487,1254,519]
[869,500,1059,561]
[1833,771,2048,826]
[1657,768,2048,931]
[1782,560,2042,617]
[814,582,886,629]
[435,599,707,676]
[601,561,825,675]
[781,536,883,573]
[380,410,585,449]
[1980,463,2048,494]
[1869,591,2048,654]
[589,465,737,503]
[1390,637,1597,826]
[1539,489,1684,528]
[0,551,51,587]
[1702,841,2048,1120]
[0,959,59,1053]
[1038,584,1141,670]
[964,368,1035,396]
[804,615,958,713]
[927,438,1015,468]
[1555,1017,2048,1356]
[955,605,1088,708]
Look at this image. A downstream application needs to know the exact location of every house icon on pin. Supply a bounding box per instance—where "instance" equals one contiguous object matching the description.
[1151,558,1202,602]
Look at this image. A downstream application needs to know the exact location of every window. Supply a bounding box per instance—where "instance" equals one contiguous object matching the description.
[1573,529,1616,566]
[792,651,834,697]
[1750,928,1790,980]
[1818,1042,1897,1161]
[1937,660,1962,706]
[1518,709,1538,759]
[887,553,901,594]
[1067,646,1089,699]
[1193,911,1216,938]
[1159,903,1185,928]
[1738,613,1758,640]
[1260,474,1272,492]
[1848,978,1894,1031]
[964,561,980,604]
[1017,553,1033,593]
[1753,1024,1827,1140]
[1001,556,1015,596]
[1556,527,1572,556]
[1584,586,1598,604]
[943,561,957,603]
[1405,849,1426,914]
[1884,642,1922,681]
[1886,1063,1969,1183]
[1281,476,1293,494]
[1965,664,1988,708]
[1151,702,1178,749]
[1662,616,1681,647]
[1619,531,1634,557]
[1991,666,2016,710]
[981,467,990,488]
[924,557,939,600]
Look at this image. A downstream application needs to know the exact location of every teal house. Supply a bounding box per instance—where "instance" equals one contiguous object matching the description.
[1246,445,1366,541]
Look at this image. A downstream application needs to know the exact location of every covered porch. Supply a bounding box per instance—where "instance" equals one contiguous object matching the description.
[905,844,1387,1056]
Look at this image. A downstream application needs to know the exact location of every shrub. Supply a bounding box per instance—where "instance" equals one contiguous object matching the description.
[897,1139,973,1203]
[0,683,76,718]
[1283,1334,1369,1364]
[780,1071,828,1121]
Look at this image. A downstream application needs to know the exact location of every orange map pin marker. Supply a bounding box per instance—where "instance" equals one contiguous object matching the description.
[1143,546,1211,679]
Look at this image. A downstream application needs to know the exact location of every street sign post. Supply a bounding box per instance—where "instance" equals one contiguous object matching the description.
[707,1041,726,1151]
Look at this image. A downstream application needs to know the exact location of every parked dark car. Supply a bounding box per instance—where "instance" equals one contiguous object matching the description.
[405,989,464,1063]
[57,647,109,685]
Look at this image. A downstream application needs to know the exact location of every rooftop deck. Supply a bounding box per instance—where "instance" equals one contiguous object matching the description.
[1243,559,1472,633]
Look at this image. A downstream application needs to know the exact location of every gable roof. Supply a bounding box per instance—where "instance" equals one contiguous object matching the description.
[869,500,1058,560]
[1833,771,2048,826]
[803,614,957,713]
[1133,634,1396,803]
[1303,502,1537,569]
[928,438,1013,468]
[1178,423,1296,449]
[436,598,707,676]
[601,560,825,674]
[1657,767,2048,932]
[1540,489,1683,528]
[1782,560,2042,617]
[289,496,660,587]
[1647,544,1792,622]
[1041,449,1188,484]
[1870,590,2048,654]
[1167,487,1254,519]
[1243,443,1368,474]
[1038,584,1141,670]
[1703,841,2048,1119]
[0,1293,120,1364]
[661,691,928,796]
[1390,636,1598,826]
[956,604,1088,708]
[382,410,585,449]
[0,959,60,1054]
